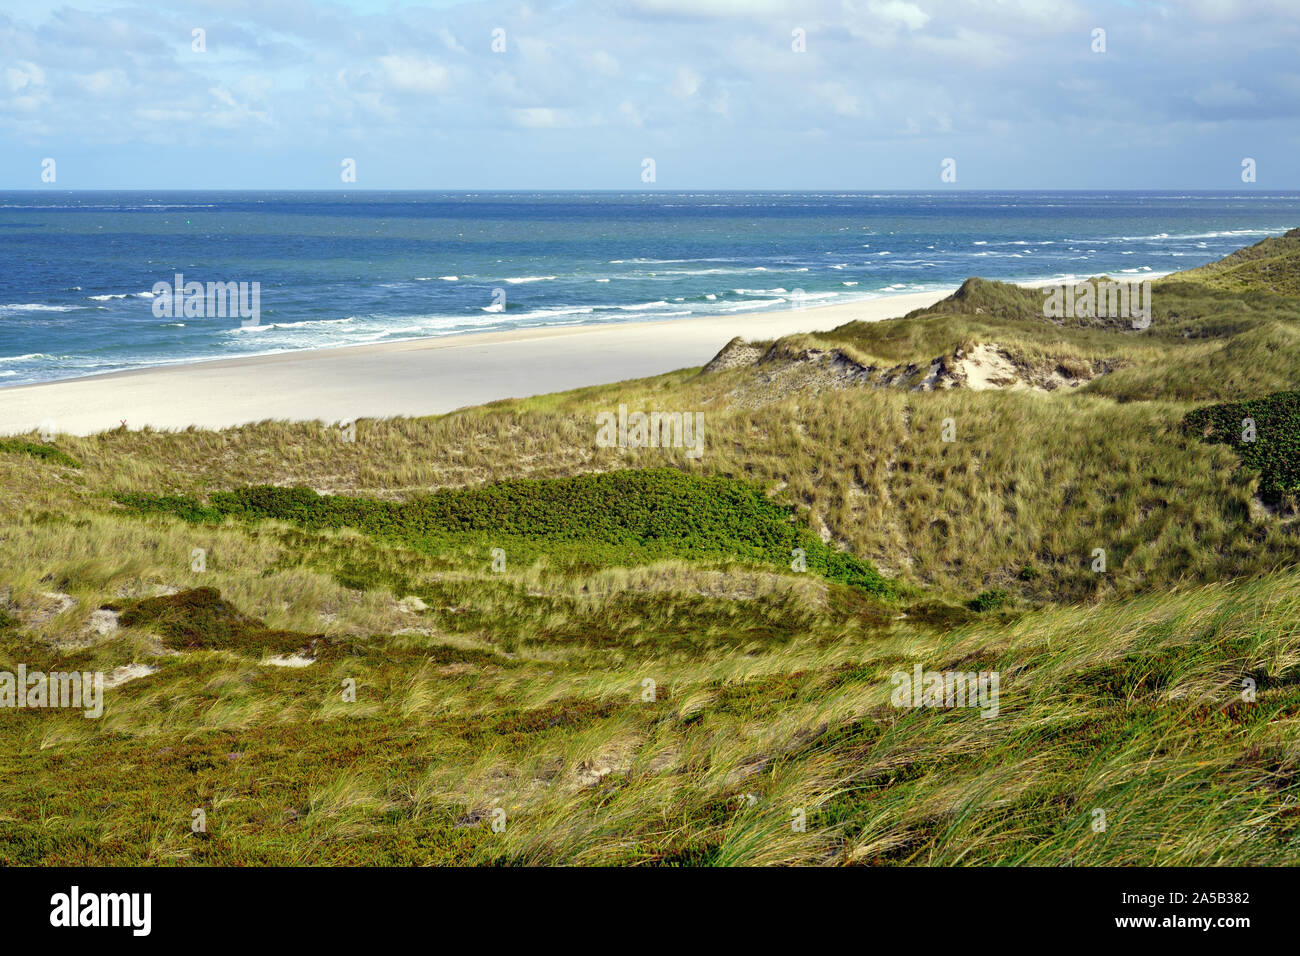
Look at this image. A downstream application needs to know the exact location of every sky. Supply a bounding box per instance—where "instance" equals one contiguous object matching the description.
[1,0,1298,189]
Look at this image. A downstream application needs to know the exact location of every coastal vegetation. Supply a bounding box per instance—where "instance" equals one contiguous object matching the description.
[1,232,1298,865]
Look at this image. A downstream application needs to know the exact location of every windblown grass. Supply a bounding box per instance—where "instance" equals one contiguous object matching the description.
[1,233,1298,865]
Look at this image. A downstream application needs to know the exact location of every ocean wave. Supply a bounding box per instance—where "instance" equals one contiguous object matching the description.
[88,291,157,301]
[717,298,785,312]
[0,203,218,211]
[223,316,356,334]
[616,300,670,311]
[503,276,557,284]
[607,257,739,264]
[503,307,597,321]
[1075,228,1280,244]
[651,266,775,276]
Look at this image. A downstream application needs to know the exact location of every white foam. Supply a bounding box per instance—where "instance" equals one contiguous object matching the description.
[617,300,670,310]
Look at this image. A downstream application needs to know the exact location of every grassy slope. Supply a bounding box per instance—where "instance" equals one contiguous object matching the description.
[1,232,1298,865]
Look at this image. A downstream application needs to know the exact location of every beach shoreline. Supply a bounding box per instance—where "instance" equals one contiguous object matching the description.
[0,288,953,437]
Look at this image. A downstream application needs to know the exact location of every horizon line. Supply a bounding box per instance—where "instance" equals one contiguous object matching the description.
[1,187,1296,194]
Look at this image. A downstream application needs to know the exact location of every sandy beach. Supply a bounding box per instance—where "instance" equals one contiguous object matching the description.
[0,290,950,436]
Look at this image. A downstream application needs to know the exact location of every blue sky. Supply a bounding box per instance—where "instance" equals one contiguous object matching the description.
[1,0,1297,189]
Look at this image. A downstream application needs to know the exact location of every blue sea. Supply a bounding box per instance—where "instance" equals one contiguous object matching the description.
[1,190,1298,387]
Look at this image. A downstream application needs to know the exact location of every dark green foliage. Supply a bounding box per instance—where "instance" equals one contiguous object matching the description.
[0,439,80,468]
[114,469,895,598]
[967,589,1011,612]
[114,492,217,524]
[1183,390,1300,505]
[107,587,321,656]
[904,601,978,629]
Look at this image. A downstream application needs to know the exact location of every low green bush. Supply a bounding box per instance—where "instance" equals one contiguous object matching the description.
[0,439,80,468]
[115,469,895,598]
[1183,390,1300,504]
[966,589,1011,612]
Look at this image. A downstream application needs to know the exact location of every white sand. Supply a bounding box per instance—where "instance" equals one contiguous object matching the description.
[103,663,157,689]
[0,290,951,436]
[263,654,315,668]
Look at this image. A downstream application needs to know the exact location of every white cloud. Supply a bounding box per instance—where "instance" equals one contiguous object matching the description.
[867,1,930,30]
[4,61,45,93]
[75,69,127,97]
[510,107,573,128]
[625,0,796,17]
[1193,81,1256,109]
[670,66,701,99]
[207,85,272,127]
[912,26,1008,67]
[813,81,863,117]
[378,55,451,94]
[588,51,620,76]
[437,28,469,55]
[1,0,1296,184]
[617,99,643,125]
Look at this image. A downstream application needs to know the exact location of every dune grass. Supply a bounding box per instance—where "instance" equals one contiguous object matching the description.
[1,567,1296,865]
[1,233,1298,865]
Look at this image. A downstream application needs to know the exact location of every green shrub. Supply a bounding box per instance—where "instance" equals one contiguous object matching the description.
[967,589,1011,612]
[114,469,895,598]
[107,587,319,655]
[0,439,80,468]
[1183,390,1300,504]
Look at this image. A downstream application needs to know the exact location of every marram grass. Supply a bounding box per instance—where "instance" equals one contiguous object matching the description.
[2,235,1299,865]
